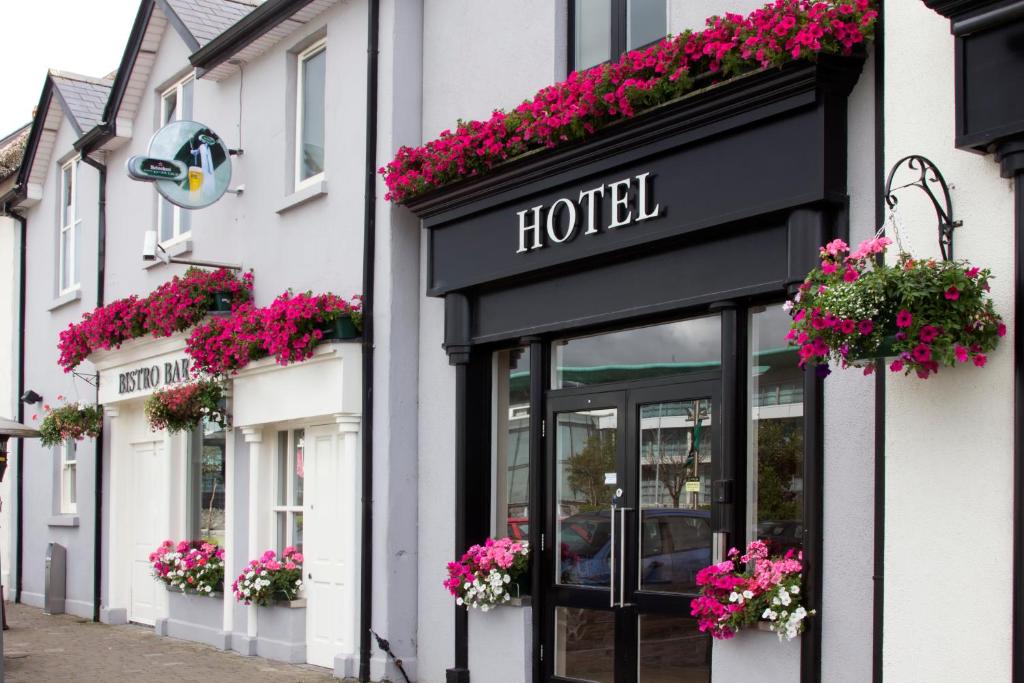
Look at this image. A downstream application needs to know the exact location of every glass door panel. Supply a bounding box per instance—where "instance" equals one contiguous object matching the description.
[556,407,619,587]
[637,614,711,683]
[554,607,616,683]
[638,399,713,594]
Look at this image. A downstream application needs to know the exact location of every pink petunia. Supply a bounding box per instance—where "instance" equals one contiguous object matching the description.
[858,319,873,335]
[954,345,969,363]
[944,286,960,301]
[912,344,932,362]
[919,326,939,343]
[843,267,859,283]
[889,359,904,372]
[821,261,837,275]
[896,310,913,328]
[974,354,987,367]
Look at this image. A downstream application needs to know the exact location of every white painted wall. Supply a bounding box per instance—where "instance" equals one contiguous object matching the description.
[884,3,1015,682]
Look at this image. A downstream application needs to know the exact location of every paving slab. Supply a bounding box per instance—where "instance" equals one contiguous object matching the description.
[3,602,338,682]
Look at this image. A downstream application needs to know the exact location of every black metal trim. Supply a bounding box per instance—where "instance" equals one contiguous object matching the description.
[189,0,319,72]
[923,0,1010,22]
[101,0,155,135]
[883,156,959,261]
[8,210,26,604]
[800,363,825,683]
[1015,166,1024,683]
[14,78,55,192]
[357,0,379,680]
[952,0,1024,34]
[526,337,545,683]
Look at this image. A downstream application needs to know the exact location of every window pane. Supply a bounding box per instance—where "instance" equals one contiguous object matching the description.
[61,166,72,226]
[494,348,530,539]
[300,47,326,180]
[639,399,712,594]
[574,0,612,70]
[163,90,177,124]
[65,440,76,464]
[276,511,287,555]
[159,198,174,242]
[627,0,666,50]
[292,429,304,506]
[181,78,194,120]
[552,316,721,389]
[638,614,709,683]
[556,407,617,587]
[749,304,804,556]
[70,222,78,286]
[291,512,304,553]
[197,419,226,545]
[60,230,71,290]
[554,607,615,683]
[67,464,76,506]
[277,431,288,506]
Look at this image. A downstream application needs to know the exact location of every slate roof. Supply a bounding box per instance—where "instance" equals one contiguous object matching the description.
[50,71,114,134]
[165,0,260,46]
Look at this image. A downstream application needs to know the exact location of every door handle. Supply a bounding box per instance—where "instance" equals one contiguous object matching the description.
[609,502,617,608]
[712,532,728,565]
[618,507,633,607]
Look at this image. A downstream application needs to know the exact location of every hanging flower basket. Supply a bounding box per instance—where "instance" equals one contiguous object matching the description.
[690,540,813,641]
[144,379,229,433]
[36,400,103,447]
[786,236,1005,379]
[444,537,530,611]
[232,547,304,606]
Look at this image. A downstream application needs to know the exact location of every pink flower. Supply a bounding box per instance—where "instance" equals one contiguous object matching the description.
[955,345,969,363]
[965,267,980,278]
[858,319,873,335]
[998,323,1007,337]
[974,354,987,367]
[896,310,913,328]
[843,267,859,282]
[889,359,904,372]
[919,326,939,343]
[821,261,837,275]
[839,319,856,334]
[912,344,932,362]
[944,286,960,301]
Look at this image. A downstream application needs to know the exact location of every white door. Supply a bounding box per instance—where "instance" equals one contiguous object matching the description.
[305,425,354,668]
[129,440,164,625]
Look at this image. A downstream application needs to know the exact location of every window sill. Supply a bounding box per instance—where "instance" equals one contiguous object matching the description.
[48,289,81,311]
[47,515,79,527]
[276,179,327,214]
[143,239,193,269]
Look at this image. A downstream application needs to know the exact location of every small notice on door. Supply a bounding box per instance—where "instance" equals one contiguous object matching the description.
[604,472,618,485]
[685,478,701,493]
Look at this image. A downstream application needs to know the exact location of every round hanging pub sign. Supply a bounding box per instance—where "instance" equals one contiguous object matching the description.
[126,121,232,209]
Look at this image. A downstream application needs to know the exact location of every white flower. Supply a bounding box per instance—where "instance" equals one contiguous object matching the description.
[742,590,753,600]
[782,300,794,312]
[791,585,800,595]
[456,598,464,606]
[503,574,511,584]
[729,592,740,603]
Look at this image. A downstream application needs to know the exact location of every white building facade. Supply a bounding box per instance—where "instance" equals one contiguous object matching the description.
[1,1,1022,682]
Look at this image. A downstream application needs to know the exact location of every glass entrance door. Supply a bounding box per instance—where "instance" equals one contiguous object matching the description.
[546,381,718,683]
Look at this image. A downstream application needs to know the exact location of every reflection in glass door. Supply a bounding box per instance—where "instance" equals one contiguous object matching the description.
[546,383,717,683]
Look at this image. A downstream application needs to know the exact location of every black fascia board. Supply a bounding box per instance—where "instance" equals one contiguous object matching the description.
[14,76,55,194]
[190,0,317,71]
[923,0,1015,22]
[101,0,156,135]
[73,124,114,154]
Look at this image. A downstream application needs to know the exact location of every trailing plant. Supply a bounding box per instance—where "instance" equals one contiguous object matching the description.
[380,0,877,202]
[144,379,228,433]
[444,537,530,611]
[690,540,812,641]
[58,268,253,372]
[232,547,304,606]
[186,292,362,376]
[150,539,225,595]
[35,398,103,447]
[786,236,1005,379]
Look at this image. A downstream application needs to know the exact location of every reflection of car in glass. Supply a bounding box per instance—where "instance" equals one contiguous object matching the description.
[560,509,711,592]
[757,520,803,556]
[508,517,530,541]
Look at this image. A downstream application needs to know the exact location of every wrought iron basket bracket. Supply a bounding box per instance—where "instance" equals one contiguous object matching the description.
[884,155,962,261]
[72,370,99,389]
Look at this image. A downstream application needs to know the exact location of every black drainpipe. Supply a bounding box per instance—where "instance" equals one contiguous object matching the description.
[9,208,26,605]
[358,0,380,680]
[871,4,886,680]
[79,152,106,623]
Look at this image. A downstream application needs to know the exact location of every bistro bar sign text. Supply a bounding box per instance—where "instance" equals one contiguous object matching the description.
[516,171,661,254]
[118,357,191,394]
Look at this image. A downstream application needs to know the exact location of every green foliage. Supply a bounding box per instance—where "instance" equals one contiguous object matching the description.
[38,403,103,448]
[145,379,228,434]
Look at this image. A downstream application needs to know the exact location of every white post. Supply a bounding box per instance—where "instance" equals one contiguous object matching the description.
[242,427,263,644]
[222,424,235,637]
[102,406,120,621]
[335,414,361,659]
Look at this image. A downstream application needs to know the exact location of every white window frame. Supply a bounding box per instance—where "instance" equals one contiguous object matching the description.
[58,158,80,295]
[60,439,77,514]
[272,429,304,554]
[157,74,195,246]
[294,39,327,191]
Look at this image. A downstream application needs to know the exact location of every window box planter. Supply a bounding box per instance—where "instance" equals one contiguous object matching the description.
[319,314,360,341]
[255,599,306,663]
[157,587,227,650]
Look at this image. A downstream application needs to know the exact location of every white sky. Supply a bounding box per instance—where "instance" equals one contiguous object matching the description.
[0,0,140,135]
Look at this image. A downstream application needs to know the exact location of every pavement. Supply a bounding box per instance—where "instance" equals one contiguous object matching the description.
[3,602,339,682]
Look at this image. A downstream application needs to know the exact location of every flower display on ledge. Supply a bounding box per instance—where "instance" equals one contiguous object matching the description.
[232,547,304,606]
[786,236,1004,379]
[444,537,530,611]
[690,540,812,641]
[144,379,228,433]
[186,291,362,377]
[380,0,877,202]
[150,539,225,596]
[57,268,253,372]
[35,398,103,448]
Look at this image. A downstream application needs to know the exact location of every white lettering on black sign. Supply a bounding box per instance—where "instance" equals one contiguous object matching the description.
[516,172,661,254]
[117,357,191,394]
